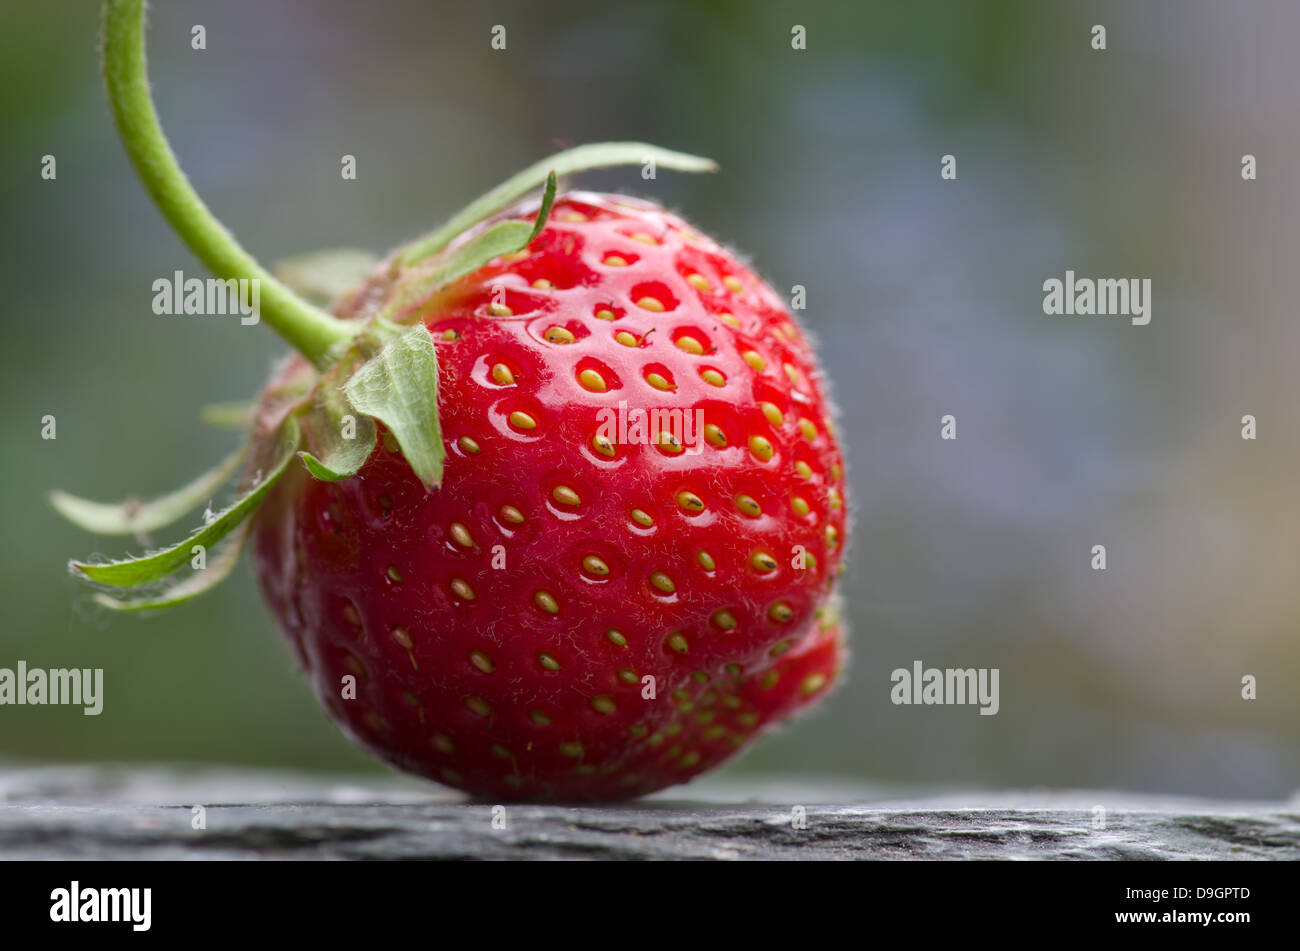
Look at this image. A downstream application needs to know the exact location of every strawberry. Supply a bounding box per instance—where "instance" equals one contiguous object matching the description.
[60,0,847,802]
[251,193,848,800]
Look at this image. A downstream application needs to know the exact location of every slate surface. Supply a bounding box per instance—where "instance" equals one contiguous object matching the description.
[1,763,1296,860]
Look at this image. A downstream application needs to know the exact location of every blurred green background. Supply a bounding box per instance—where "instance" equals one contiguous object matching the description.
[3,0,1297,799]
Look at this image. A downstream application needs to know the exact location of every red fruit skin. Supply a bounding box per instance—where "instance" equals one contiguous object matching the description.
[252,193,848,801]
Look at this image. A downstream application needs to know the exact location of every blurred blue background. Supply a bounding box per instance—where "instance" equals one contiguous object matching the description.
[2,0,1297,799]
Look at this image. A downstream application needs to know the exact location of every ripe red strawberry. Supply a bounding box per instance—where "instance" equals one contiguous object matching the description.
[63,2,847,804]
[251,193,848,801]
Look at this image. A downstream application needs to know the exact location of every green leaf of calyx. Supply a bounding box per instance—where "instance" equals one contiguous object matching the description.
[50,442,248,536]
[422,221,533,288]
[91,520,253,612]
[398,143,715,265]
[297,352,378,482]
[343,325,444,489]
[379,174,556,327]
[380,173,559,325]
[70,417,301,587]
[273,248,379,307]
[434,168,556,286]
[299,441,373,482]
[526,170,558,244]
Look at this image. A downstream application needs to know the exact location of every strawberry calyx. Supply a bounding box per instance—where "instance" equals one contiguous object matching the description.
[59,1,718,612]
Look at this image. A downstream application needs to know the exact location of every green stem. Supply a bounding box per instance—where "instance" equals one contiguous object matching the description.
[101,0,355,368]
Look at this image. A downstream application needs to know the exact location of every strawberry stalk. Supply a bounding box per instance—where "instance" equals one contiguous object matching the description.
[102,0,356,368]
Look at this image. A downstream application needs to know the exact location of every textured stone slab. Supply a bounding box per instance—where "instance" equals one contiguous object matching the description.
[1,763,1296,860]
